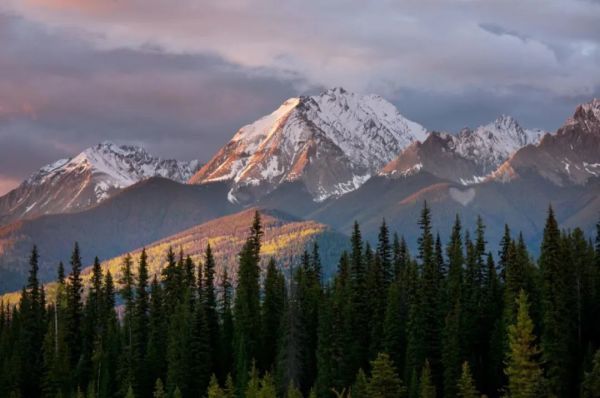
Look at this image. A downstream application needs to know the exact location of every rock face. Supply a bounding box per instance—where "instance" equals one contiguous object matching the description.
[493,99,600,186]
[380,116,547,185]
[0,142,202,225]
[189,87,427,203]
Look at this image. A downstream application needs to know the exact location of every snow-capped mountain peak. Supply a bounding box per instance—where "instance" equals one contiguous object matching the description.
[190,88,427,203]
[0,142,202,224]
[453,115,547,174]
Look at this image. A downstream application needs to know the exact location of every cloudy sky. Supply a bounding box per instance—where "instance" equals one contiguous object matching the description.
[0,0,599,195]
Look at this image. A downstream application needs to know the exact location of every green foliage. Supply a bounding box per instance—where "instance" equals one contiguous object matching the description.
[3,208,600,398]
[419,360,436,398]
[505,290,544,398]
[582,350,600,398]
[456,362,478,398]
[367,353,406,398]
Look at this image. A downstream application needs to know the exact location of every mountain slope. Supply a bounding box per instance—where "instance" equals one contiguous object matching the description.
[318,102,599,250]
[189,87,427,203]
[493,99,600,186]
[380,116,547,184]
[99,208,347,281]
[0,178,237,292]
[0,142,202,225]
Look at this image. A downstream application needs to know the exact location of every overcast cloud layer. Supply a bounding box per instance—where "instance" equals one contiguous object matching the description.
[0,0,599,194]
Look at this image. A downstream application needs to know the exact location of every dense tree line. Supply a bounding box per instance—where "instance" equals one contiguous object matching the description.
[1,206,600,397]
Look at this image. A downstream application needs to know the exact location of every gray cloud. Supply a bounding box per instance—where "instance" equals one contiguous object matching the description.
[0,1,599,194]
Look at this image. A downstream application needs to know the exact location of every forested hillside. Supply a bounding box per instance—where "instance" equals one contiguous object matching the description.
[1,206,599,398]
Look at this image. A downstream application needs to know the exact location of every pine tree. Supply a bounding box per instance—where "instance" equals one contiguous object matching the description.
[352,368,368,398]
[203,244,221,378]
[207,374,225,398]
[19,246,45,398]
[539,206,576,396]
[132,249,150,396]
[419,360,436,398]
[146,275,166,388]
[277,266,303,394]
[234,211,263,389]
[261,258,285,372]
[504,290,544,398]
[413,202,441,389]
[152,378,166,398]
[119,253,135,392]
[66,243,84,384]
[219,266,234,381]
[377,219,393,285]
[456,362,478,398]
[383,281,407,377]
[349,221,369,372]
[367,353,406,398]
[189,295,210,396]
[582,349,600,398]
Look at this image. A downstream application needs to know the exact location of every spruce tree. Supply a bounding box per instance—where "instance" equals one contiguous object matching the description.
[66,242,84,384]
[234,211,263,389]
[367,353,406,398]
[132,249,150,396]
[219,266,234,381]
[419,360,436,398]
[146,276,166,389]
[349,221,369,372]
[456,362,478,398]
[539,206,576,396]
[377,219,393,285]
[504,290,544,398]
[203,244,221,378]
[582,349,600,398]
[261,258,285,372]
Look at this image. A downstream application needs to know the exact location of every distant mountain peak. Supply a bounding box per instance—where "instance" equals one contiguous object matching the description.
[0,143,202,225]
[190,88,427,203]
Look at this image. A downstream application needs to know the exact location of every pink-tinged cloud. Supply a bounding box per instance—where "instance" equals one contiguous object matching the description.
[0,176,20,196]
[3,0,599,97]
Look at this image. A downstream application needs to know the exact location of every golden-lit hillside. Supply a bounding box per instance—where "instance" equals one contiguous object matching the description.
[1,208,347,305]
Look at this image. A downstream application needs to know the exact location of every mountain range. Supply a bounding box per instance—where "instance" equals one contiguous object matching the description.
[0,142,202,225]
[0,88,598,294]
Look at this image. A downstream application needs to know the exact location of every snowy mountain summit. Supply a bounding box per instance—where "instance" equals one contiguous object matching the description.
[189,87,427,203]
[0,142,202,224]
[453,115,546,175]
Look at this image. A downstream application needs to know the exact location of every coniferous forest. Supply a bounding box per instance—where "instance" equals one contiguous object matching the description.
[2,204,600,398]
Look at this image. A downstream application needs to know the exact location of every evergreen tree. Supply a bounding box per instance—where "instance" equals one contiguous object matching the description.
[539,206,576,396]
[505,290,545,398]
[261,258,285,372]
[153,378,166,398]
[383,280,407,377]
[352,368,368,398]
[367,353,406,398]
[207,374,225,398]
[456,362,479,398]
[234,211,263,389]
[349,221,369,373]
[66,243,84,384]
[132,249,150,396]
[419,360,436,398]
[377,219,393,285]
[582,349,600,398]
[19,246,45,398]
[203,244,221,378]
[219,266,235,381]
[146,276,166,389]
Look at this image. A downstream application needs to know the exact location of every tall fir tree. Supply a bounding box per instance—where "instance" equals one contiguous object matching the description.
[234,211,263,390]
[261,258,286,373]
[539,206,576,396]
[504,290,545,398]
